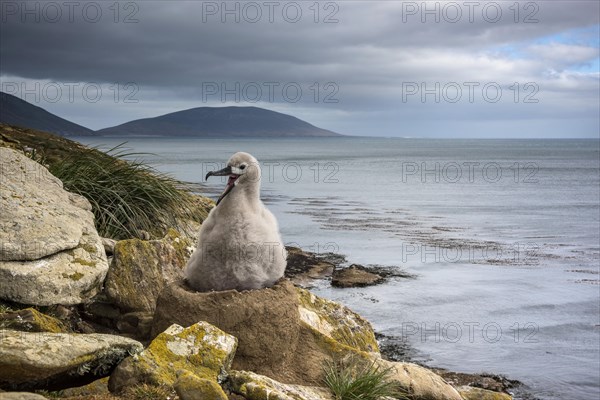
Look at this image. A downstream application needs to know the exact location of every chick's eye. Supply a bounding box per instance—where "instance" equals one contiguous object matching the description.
[240,165,246,170]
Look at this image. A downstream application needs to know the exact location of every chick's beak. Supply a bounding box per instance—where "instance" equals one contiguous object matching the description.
[206,166,239,206]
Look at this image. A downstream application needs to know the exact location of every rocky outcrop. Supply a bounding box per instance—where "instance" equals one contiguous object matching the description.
[457,385,513,400]
[0,148,108,306]
[0,308,67,333]
[151,279,379,385]
[109,322,237,393]
[285,246,336,287]
[229,370,333,400]
[104,229,193,313]
[0,329,142,391]
[331,264,384,288]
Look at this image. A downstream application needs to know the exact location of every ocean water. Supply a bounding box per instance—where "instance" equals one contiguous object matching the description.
[79,137,600,399]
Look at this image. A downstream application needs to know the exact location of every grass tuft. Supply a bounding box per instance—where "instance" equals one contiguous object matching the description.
[324,356,408,400]
[49,144,204,240]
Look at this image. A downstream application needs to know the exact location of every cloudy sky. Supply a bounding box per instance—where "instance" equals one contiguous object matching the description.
[1,0,599,137]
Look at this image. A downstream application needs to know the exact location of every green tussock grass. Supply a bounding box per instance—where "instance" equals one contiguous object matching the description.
[2,125,212,240]
[324,356,408,400]
[49,144,202,240]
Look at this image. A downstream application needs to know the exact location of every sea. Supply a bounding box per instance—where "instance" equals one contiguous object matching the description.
[78,136,600,400]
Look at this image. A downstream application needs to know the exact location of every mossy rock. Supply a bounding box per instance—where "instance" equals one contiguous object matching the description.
[105,230,193,313]
[458,386,513,400]
[0,308,67,333]
[174,370,228,400]
[296,287,379,353]
[152,279,384,386]
[109,322,237,393]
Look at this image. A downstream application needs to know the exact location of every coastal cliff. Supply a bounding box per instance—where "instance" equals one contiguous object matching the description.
[0,124,512,400]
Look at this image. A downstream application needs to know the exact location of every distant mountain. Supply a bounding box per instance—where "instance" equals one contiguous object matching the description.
[0,92,94,136]
[96,106,340,137]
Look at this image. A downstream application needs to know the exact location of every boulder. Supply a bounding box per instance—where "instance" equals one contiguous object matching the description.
[109,322,237,393]
[457,386,513,400]
[104,229,192,313]
[0,148,108,306]
[152,279,378,385]
[331,264,384,288]
[375,359,463,400]
[0,329,143,391]
[228,370,333,400]
[174,370,228,400]
[296,287,378,353]
[0,308,67,333]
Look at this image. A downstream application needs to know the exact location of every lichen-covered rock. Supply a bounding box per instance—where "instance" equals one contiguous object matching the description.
[0,147,91,261]
[152,279,302,382]
[151,279,378,385]
[375,359,463,400]
[457,386,513,400]
[0,308,67,333]
[109,322,237,393]
[0,148,108,306]
[0,329,143,391]
[174,370,228,400]
[229,370,333,400]
[297,287,378,353]
[105,230,192,313]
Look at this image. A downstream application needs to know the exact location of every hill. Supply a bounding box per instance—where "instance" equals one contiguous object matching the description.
[96,106,340,137]
[0,92,94,136]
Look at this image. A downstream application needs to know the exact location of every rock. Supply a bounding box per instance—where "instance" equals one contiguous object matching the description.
[101,238,117,256]
[457,386,513,400]
[297,287,378,353]
[59,377,110,397]
[331,264,384,288]
[0,329,143,391]
[285,246,335,287]
[0,308,67,333]
[152,279,378,385]
[433,369,519,393]
[0,393,48,400]
[105,229,192,313]
[152,279,301,382]
[229,370,333,400]
[115,311,154,339]
[0,147,90,261]
[174,370,228,400]
[0,148,108,306]
[375,359,463,400]
[109,322,237,393]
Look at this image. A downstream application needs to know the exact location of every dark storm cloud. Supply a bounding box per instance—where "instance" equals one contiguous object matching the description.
[0,0,598,136]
